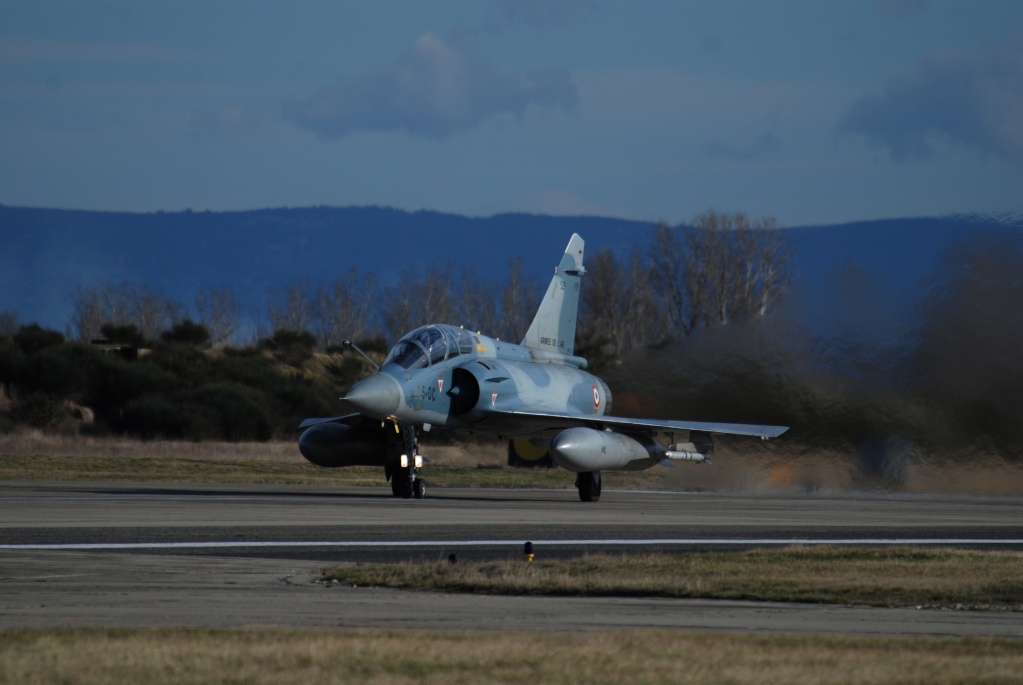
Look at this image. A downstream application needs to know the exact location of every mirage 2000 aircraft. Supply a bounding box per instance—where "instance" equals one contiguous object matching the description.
[298,234,788,502]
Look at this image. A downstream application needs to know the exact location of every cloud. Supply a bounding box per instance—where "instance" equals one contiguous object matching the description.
[704,131,782,161]
[283,32,577,139]
[837,36,1023,162]
[495,0,596,27]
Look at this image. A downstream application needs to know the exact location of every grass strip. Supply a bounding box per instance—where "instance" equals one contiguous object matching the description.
[321,547,1023,611]
[2,628,1022,685]
[0,454,664,489]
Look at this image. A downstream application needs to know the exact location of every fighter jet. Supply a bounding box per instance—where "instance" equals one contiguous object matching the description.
[298,234,787,501]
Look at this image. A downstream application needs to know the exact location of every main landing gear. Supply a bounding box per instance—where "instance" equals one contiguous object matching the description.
[575,470,601,502]
[388,424,426,499]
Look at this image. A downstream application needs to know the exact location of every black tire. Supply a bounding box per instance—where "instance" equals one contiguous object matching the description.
[413,478,426,499]
[577,471,601,502]
[392,465,413,499]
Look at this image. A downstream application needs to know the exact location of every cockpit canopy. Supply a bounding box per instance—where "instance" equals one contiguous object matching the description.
[383,324,479,370]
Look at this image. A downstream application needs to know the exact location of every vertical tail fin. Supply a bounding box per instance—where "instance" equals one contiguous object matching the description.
[521,233,585,356]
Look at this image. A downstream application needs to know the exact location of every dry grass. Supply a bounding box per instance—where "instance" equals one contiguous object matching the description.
[0,429,304,462]
[1,628,1022,685]
[0,430,512,467]
[321,547,1023,611]
[4,429,1023,495]
[0,453,670,489]
[0,430,668,489]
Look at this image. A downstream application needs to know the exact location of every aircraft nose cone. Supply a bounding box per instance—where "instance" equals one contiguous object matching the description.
[344,373,403,419]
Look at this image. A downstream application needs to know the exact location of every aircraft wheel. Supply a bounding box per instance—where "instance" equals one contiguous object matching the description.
[413,478,426,499]
[577,471,601,502]
[392,465,413,499]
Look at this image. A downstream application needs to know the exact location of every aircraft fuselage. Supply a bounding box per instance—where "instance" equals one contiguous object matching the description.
[348,324,611,438]
[298,232,787,502]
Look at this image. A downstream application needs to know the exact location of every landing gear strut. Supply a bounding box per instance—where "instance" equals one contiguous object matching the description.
[389,424,425,499]
[576,470,601,502]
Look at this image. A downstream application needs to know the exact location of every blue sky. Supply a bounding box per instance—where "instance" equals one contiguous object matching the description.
[2,0,1022,226]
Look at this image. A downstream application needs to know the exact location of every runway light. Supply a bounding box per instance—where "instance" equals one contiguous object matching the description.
[523,541,534,563]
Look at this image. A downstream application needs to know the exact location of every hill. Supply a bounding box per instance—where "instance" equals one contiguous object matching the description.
[1,204,1019,343]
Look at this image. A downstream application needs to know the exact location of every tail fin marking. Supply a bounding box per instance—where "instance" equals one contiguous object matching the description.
[520,233,585,356]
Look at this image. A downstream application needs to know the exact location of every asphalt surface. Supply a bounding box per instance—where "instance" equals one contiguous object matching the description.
[2,481,1023,636]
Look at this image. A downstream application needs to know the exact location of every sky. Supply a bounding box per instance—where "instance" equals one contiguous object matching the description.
[2,0,1022,226]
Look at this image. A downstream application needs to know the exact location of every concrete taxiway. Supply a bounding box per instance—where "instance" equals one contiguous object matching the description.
[2,481,1022,636]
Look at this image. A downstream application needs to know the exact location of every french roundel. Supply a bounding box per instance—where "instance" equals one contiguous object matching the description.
[592,385,601,408]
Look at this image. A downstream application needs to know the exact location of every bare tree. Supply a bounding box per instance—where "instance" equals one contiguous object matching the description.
[381,265,455,342]
[419,265,456,324]
[195,284,242,347]
[579,247,654,361]
[498,257,540,342]
[67,281,183,341]
[651,211,791,336]
[650,222,702,335]
[315,267,378,348]
[0,310,18,339]
[265,280,316,335]
[381,282,416,343]
[68,283,120,341]
[457,267,499,336]
[133,283,184,340]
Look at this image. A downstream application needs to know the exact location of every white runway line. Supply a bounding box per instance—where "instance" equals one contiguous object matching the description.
[3,538,1023,551]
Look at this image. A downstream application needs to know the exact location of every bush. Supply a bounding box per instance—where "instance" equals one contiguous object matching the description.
[11,392,69,430]
[120,395,199,440]
[100,323,146,347]
[121,382,273,441]
[13,324,65,355]
[85,354,179,411]
[161,319,211,348]
[261,329,317,365]
[22,343,104,397]
[146,342,214,386]
[0,338,27,385]
[185,383,274,441]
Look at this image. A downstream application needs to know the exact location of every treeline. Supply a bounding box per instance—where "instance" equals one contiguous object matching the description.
[3,214,1021,473]
[0,321,364,440]
[48,211,790,358]
[0,212,792,442]
[604,227,1023,478]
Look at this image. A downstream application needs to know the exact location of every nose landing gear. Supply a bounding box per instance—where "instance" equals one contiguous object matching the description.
[388,424,426,499]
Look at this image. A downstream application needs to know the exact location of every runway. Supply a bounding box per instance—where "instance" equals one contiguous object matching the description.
[2,481,1022,636]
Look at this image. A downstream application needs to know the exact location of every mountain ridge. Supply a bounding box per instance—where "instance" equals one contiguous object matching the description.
[2,204,1019,337]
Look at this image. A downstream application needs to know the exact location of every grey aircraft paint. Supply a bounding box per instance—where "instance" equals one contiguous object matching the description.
[299,233,788,502]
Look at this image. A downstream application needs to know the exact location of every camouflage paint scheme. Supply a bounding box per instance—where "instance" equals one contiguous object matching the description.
[299,234,787,502]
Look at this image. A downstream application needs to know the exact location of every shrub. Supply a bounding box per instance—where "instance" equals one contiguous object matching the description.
[13,324,65,355]
[261,329,317,365]
[22,343,104,397]
[100,323,146,347]
[120,382,273,441]
[146,342,214,386]
[161,319,211,348]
